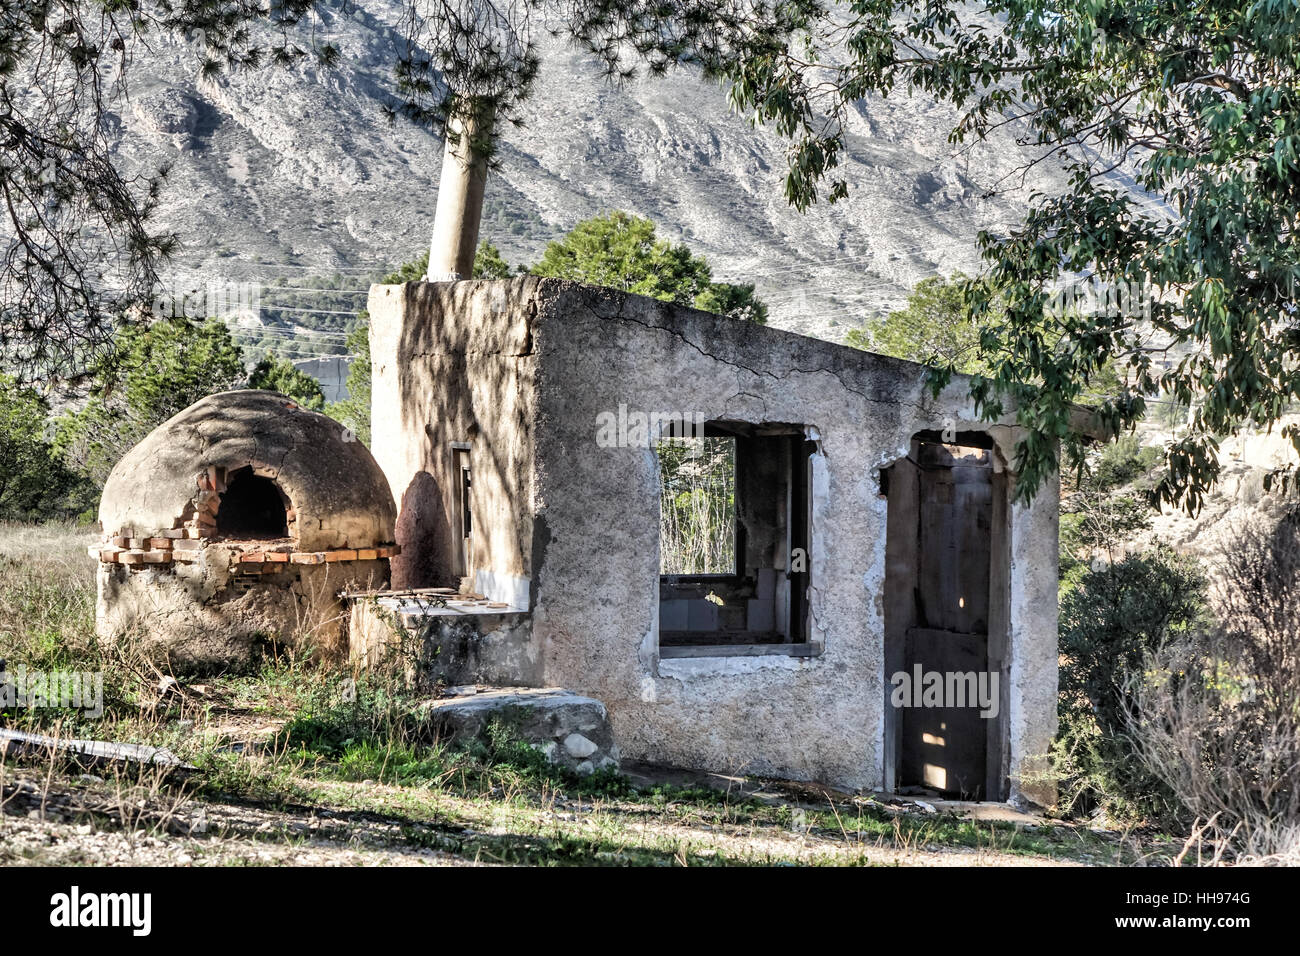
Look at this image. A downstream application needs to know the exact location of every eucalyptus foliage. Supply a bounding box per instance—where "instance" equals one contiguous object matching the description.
[719,1,1300,510]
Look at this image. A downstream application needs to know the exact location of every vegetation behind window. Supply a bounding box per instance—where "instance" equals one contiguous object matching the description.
[657,436,736,575]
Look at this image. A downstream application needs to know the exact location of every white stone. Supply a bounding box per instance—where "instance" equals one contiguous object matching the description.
[562,733,598,759]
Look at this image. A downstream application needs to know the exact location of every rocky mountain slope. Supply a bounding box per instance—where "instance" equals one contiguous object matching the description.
[113,2,1107,344]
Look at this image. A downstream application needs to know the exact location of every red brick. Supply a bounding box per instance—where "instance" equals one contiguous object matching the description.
[264,551,290,563]
[239,552,266,563]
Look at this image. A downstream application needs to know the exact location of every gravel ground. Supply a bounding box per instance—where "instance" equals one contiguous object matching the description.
[1,775,472,866]
[1,770,1117,866]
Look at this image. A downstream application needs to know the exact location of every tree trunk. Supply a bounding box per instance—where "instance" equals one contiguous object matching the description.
[426,101,495,281]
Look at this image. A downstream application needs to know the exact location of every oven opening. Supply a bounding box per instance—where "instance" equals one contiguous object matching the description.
[215,467,289,540]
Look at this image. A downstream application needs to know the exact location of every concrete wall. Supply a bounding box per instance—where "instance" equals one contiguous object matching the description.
[369,280,539,600]
[294,356,353,404]
[371,277,1060,802]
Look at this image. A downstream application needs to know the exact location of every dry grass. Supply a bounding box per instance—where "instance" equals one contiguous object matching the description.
[0,520,1151,867]
[1129,513,1300,865]
[0,520,99,663]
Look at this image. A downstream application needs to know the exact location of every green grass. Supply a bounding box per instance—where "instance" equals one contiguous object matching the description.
[0,520,1153,867]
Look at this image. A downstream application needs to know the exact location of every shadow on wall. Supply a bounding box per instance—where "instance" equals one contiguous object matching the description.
[394,470,454,589]
[390,282,536,595]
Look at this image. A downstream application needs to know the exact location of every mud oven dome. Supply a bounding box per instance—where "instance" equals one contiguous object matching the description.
[93,389,399,671]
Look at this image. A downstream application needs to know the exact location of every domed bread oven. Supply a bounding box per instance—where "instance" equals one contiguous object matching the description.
[93,389,399,671]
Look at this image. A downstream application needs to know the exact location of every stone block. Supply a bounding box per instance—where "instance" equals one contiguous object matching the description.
[422,688,618,775]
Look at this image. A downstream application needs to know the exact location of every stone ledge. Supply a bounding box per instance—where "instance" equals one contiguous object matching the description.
[421,687,619,775]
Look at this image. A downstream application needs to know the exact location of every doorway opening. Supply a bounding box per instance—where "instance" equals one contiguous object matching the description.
[882,434,1010,800]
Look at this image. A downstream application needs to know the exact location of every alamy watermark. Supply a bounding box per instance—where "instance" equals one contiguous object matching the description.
[0,663,104,719]
[50,886,151,936]
[595,404,707,448]
[1044,277,1154,321]
[148,278,261,321]
[890,665,999,719]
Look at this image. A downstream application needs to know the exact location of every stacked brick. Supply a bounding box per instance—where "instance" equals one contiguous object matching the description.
[88,540,400,570]
[90,466,399,571]
[229,545,400,574]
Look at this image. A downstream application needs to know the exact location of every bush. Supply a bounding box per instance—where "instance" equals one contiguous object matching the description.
[247,352,326,409]
[1130,512,1300,862]
[55,317,245,485]
[1058,492,1154,577]
[1053,546,1207,823]
[1091,433,1162,491]
[531,211,767,323]
[0,378,92,521]
[844,273,993,373]
[324,324,371,445]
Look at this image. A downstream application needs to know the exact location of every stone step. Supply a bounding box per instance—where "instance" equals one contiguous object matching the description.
[421,687,618,775]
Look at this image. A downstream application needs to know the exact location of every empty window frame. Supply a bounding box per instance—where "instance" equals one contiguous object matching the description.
[657,434,737,576]
[657,421,815,655]
[450,444,472,578]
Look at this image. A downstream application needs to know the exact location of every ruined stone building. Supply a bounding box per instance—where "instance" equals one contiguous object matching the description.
[362,277,1065,804]
[92,276,1070,804]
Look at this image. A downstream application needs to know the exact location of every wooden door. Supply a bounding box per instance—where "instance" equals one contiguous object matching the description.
[896,442,993,799]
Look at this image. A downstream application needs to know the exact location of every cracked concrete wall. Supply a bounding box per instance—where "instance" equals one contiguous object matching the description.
[373,277,1060,800]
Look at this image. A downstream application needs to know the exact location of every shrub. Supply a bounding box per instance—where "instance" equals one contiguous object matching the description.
[247,352,326,409]
[0,378,91,521]
[1092,433,1162,491]
[55,317,244,485]
[1053,546,1207,823]
[531,211,767,323]
[1058,492,1154,578]
[845,273,993,373]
